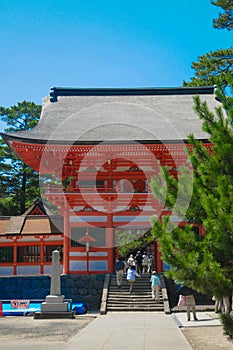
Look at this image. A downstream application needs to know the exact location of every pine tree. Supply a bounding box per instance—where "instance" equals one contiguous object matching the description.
[150,94,233,299]
[183,48,233,90]
[0,101,41,214]
[212,0,233,30]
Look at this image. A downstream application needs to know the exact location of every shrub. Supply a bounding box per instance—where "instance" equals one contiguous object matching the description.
[220,312,233,339]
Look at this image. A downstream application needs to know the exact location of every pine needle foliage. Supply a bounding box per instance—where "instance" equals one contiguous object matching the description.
[150,93,233,298]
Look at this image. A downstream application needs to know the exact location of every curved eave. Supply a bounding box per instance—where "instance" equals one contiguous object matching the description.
[1,132,213,178]
[0,132,211,145]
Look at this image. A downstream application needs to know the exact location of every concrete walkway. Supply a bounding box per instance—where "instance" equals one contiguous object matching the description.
[173,310,221,328]
[64,312,192,350]
[2,311,221,350]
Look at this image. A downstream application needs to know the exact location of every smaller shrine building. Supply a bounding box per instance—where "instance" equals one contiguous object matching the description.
[0,198,63,275]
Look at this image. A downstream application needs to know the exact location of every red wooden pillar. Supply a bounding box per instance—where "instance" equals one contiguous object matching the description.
[13,238,17,275]
[63,205,70,274]
[156,241,163,272]
[106,159,114,273]
[40,237,44,275]
[106,213,114,273]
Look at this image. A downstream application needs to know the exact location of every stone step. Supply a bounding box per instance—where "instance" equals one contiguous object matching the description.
[110,279,153,286]
[110,290,162,293]
[107,297,163,303]
[108,300,163,304]
[107,305,164,312]
[109,288,162,292]
[110,288,152,291]
[108,290,154,295]
[105,274,165,313]
[110,276,151,281]
[108,290,163,295]
[108,296,163,301]
[107,300,163,306]
[108,301,163,306]
[108,294,163,299]
[109,285,151,289]
[110,284,159,287]
[110,276,151,280]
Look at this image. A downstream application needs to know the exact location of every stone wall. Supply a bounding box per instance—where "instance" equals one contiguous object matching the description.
[0,274,105,311]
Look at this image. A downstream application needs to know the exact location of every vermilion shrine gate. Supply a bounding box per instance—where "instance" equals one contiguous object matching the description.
[1,86,220,275]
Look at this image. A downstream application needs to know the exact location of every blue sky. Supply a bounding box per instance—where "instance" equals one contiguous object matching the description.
[0,0,232,114]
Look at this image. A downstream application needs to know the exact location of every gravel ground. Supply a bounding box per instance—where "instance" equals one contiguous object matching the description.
[182,326,233,350]
[0,315,95,342]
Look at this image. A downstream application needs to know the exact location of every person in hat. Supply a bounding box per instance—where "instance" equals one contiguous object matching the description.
[150,270,161,302]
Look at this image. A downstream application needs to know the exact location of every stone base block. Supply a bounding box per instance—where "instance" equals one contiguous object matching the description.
[42,302,68,312]
[45,295,64,303]
[33,311,75,319]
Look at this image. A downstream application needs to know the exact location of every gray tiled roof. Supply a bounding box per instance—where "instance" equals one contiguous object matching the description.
[1,87,222,144]
[5,216,26,235]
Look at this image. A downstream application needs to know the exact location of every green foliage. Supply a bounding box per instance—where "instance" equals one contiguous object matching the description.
[0,101,40,132]
[220,312,233,338]
[117,228,154,257]
[150,165,204,224]
[124,1,233,277]
[212,0,233,30]
[183,48,233,91]
[150,93,233,298]
[0,101,41,214]
[157,3,233,299]
[183,47,233,126]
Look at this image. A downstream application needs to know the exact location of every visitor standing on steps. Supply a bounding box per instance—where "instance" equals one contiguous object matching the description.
[142,251,149,273]
[134,250,143,274]
[150,270,161,302]
[127,254,135,268]
[148,255,154,274]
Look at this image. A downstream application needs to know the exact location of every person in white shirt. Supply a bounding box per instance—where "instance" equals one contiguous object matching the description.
[126,265,140,293]
[142,252,149,273]
[127,254,135,268]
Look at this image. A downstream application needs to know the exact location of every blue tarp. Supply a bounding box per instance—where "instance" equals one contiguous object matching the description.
[1,301,88,316]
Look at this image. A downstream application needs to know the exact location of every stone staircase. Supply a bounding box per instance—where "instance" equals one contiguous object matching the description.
[104,274,165,313]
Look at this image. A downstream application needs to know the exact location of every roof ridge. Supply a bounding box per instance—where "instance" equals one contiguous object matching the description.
[49,86,216,102]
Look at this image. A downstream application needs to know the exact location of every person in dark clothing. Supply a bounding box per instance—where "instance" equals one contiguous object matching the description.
[134,251,143,274]
[178,286,198,321]
[115,257,126,288]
